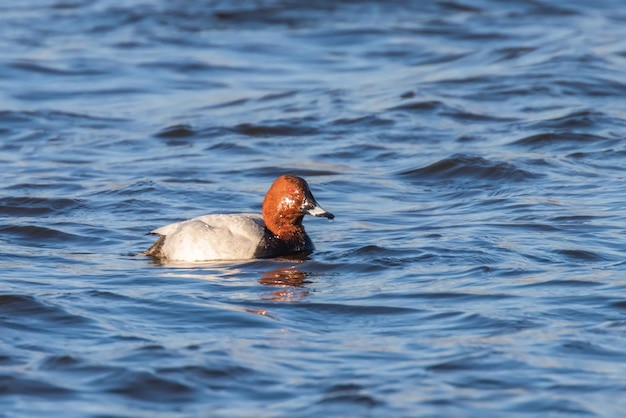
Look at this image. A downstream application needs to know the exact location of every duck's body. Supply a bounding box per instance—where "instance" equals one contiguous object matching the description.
[143,175,333,262]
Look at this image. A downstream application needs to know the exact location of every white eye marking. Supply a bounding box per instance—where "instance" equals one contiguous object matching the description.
[278,196,296,213]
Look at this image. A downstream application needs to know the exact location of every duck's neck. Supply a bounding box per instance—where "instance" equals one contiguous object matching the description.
[267,216,306,244]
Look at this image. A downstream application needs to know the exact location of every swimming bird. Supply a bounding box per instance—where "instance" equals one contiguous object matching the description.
[143,175,334,261]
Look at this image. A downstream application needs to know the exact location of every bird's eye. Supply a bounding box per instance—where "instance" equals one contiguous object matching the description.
[288,187,295,193]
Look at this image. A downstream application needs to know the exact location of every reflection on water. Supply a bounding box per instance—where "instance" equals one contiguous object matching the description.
[259,266,309,287]
[159,264,312,302]
[259,267,310,302]
[154,262,310,302]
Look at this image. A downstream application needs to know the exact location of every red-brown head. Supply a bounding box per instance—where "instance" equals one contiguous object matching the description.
[262,175,334,240]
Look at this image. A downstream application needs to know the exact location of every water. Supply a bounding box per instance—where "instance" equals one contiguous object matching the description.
[2,0,626,416]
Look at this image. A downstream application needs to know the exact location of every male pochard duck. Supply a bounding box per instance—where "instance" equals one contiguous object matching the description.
[143,175,334,261]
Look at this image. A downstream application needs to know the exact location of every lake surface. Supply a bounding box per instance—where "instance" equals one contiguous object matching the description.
[2,0,626,416]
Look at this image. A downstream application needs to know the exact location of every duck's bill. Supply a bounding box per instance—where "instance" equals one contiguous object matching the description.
[305,204,334,219]
[302,197,335,219]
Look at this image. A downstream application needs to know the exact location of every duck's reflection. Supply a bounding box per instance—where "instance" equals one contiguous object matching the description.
[258,267,310,301]
[259,266,308,286]
[146,257,313,303]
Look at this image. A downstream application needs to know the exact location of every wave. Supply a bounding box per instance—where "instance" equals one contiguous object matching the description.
[399,154,539,183]
[0,197,80,217]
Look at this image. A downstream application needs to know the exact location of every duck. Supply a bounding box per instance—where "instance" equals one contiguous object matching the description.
[143,175,334,261]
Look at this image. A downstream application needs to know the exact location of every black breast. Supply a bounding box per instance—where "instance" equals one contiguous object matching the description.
[253,228,314,259]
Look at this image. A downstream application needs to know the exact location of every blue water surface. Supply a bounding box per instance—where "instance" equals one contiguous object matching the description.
[1,1,626,416]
